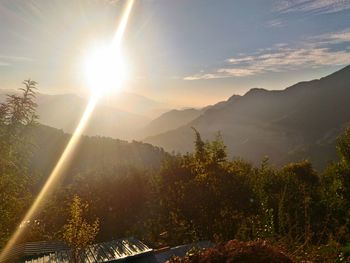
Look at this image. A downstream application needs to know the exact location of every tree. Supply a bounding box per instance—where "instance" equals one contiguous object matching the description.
[0,79,38,166]
[192,127,206,163]
[154,129,256,244]
[319,125,350,243]
[337,125,350,165]
[0,80,38,246]
[62,195,99,263]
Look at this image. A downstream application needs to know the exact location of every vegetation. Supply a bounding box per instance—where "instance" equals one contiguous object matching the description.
[62,195,99,263]
[1,82,350,261]
[0,80,38,246]
[168,240,294,263]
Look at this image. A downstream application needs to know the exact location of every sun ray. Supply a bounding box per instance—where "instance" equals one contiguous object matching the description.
[84,0,134,97]
[0,0,135,261]
[113,0,135,47]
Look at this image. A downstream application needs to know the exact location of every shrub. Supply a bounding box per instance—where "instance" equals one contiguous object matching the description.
[168,239,294,263]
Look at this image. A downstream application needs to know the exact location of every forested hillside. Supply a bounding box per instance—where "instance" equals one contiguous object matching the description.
[30,124,167,177]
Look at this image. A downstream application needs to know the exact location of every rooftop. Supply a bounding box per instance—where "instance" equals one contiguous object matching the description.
[20,238,155,263]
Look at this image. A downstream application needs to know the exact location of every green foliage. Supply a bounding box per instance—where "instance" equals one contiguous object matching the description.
[2,79,38,126]
[337,126,350,164]
[146,126,350,261]
[23,125,350,262]
[319,128,350,245]
[0,80,38,247]
[153,130,256,245]
[192,127,206,163]
[62,195,99,263]
[168,240,294,263]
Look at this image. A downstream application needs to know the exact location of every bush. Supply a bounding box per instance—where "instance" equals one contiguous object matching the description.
[168,239,294,263]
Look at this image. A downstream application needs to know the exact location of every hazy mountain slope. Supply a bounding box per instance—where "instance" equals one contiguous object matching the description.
[137,97,241,138]
[34,93,150,140]
[30,125,167,177]
[138,108,203,138]
[99,92,170,118]
[0,91,167,140]
[144,66,350,168]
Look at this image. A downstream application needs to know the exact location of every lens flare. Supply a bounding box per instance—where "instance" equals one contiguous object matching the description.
[0,0,135,261]
[84,45,128,97]
[84,0,134,98]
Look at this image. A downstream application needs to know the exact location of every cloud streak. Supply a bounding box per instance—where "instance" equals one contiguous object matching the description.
[265,19,284,28]
[275,0,350,14]
[184,29,350,80]
[0,55,33,67]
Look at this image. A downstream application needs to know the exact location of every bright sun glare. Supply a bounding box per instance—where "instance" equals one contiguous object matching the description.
[0,1,135,261]
[84,44,128,97]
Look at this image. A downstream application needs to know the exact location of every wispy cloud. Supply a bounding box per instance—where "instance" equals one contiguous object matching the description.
[0,55,33,67]
[184,29,350,80]
[312,30,350,44]
[265,18,284,28]
[275,0,350,14]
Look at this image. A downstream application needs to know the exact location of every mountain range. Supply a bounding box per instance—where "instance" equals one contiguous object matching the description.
[0,91,172,140]
[2,66,350,168]
[35,93,150,139]
[144,66,350,169]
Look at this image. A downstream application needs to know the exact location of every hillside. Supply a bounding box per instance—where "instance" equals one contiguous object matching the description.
[0,91,172,140]
[136,98,240,138]
[99,92,170,118]
[36,93,151,140]
[30,125,168,177]
[144,66,350,169]
[138,108,203,138]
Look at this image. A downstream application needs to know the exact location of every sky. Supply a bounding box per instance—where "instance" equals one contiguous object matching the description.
[0,0,350,107]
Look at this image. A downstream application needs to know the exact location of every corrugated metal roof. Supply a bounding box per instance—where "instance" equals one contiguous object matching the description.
[22,238,153,263]
[0,241,68,262]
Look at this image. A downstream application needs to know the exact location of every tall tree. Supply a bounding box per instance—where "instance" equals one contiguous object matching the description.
[0,80,38,247]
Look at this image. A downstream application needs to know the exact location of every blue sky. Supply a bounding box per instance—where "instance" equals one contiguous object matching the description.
[0,0,350,106]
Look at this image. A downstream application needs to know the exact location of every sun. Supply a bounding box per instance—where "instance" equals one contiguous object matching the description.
[84,44,128,97]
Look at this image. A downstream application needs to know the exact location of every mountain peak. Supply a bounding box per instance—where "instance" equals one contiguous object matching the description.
[245,88,268,96]
[227,94,241,102]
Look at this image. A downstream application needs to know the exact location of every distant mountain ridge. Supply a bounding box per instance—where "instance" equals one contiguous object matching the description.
[2,66,350,168]
[144,66,350,169]
[135,99,237,139]
[0,89,203,140]
[99,92,170,118]
[0,91,165,140]
[137,108,204,138]
[35,93,150,140]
